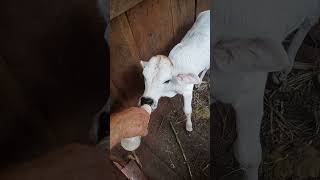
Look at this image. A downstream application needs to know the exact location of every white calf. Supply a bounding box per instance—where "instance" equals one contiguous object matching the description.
[140,10,210,132]
[213,0,319,179]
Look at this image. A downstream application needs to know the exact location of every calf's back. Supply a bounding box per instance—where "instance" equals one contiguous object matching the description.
[213,0,320,43]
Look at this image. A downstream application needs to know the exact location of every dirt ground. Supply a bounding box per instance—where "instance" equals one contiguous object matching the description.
[111,75,210,180]
[212,23,320,180]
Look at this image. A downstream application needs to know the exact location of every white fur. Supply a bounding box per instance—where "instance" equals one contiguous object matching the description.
[141,10,210,131]
[213,1,319,179]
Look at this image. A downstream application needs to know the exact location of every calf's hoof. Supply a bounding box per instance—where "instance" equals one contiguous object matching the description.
[186,123,193,132]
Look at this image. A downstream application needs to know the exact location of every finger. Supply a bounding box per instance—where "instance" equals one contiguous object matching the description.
[132,114,149,124]
[136,107,150,115]
[141,115,150,124]
[130,108,148,119]
[141,129,148,136]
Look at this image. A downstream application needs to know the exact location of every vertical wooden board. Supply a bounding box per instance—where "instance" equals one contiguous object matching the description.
[171,0,195,43]
[109,14,144,110]
[110,80,125,111]
[126,0,175,60]
[196,0,211,16]
[110,0,143,20]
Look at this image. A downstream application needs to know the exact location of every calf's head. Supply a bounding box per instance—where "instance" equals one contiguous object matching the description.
[139,55,201,110]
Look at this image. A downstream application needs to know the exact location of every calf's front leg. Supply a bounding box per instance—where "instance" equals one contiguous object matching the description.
[232,73,267,180]
[183,91,193,132]
[233,96,263,180]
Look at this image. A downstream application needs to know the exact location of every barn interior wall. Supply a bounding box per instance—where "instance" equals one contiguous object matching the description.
[110,0,210,111]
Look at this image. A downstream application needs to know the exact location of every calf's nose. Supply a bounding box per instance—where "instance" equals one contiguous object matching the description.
[140,97,154,106]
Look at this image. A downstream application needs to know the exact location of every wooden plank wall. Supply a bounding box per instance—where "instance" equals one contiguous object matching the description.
[110,0,210,111]
[110,0,143,19]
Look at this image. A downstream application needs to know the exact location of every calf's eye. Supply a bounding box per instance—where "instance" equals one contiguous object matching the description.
[164,80,170,84]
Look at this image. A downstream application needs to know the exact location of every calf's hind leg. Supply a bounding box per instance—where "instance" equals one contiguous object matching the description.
[183,91,193,132]
[273,17,317,84]
[195,68,209,88]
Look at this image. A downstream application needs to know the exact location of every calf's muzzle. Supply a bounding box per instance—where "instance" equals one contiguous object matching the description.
[140,97,154,106]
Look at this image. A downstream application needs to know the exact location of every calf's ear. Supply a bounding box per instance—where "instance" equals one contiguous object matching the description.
[140,60,148,68]
[175,73,201,84]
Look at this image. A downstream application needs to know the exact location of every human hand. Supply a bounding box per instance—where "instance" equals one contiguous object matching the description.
[110,107,150,149]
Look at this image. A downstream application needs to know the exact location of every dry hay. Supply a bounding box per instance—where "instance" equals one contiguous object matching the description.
[261,65,320,180]
[192,80,210,120]
[261,25,320,180]
[166,76,210,123]
[212,66,320,180]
